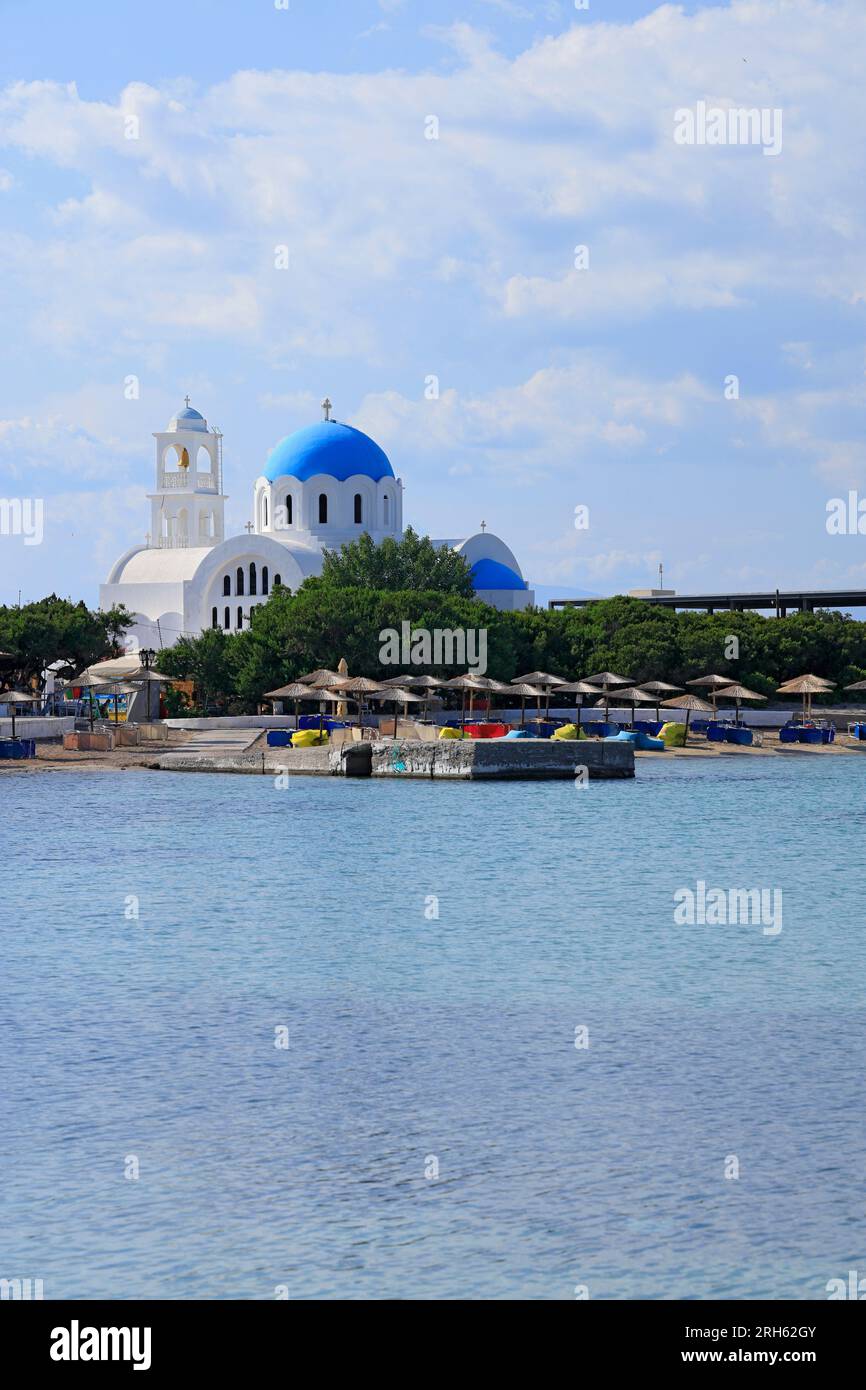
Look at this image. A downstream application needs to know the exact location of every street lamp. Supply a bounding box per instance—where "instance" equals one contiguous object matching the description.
[140,647,157,722]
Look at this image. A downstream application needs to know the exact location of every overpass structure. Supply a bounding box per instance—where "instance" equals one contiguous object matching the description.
[548,587,866,616]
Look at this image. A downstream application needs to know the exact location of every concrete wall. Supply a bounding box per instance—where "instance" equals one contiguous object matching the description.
[0,716,75,740]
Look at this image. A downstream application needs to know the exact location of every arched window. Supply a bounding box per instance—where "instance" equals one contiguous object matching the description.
[274,574,281,589]
[354,493,363,524]
[263,496,268,529]
[224,607,230,630]
[212,607,218,629]
[249,563,257,596]
[262,567,269,596]
[285,495,293,525]
[383,494,390,527]
[237,607,243,629]
[318,493,328,524]
[223,575,230,596]
[236,567,244,596]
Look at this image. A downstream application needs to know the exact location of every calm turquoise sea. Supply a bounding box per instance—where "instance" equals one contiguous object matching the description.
[2,757,865,1300]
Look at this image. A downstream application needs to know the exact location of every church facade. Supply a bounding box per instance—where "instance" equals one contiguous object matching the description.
[100,399,534,652]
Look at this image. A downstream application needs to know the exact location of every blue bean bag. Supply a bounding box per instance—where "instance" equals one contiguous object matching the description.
[504,728,532,739]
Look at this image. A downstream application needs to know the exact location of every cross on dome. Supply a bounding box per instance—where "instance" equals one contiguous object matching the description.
[322,397,333,422]
[184,394,191,408]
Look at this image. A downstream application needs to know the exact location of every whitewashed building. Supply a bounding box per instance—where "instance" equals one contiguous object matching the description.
[100,399,534,651]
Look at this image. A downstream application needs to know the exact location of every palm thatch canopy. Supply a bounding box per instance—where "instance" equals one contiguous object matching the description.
[610,686,657,704]
[844,678,866,692]
[776,674,833,693]
[714,684,767,701]
[514,670,566,686]
[661,692,714,711]
[378,673,445,689]
[263,682,319,700]
[0,689,39,704]
[444,674,491,689]
[297,668,344,686]
[331,676,386,693]
[686,674,731,689]
[582,671,633,687]
[639,679,683,694]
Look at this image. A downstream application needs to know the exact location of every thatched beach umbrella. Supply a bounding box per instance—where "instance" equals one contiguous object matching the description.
[638,679,683,723]
[371,685,426,736]
[264,681,319,726]
[378,673,445,721]
[444,673,491,725]
[514,671,566,719]
[581,671,634,721]
[102,680,138,726]
[686,673,732,715]
[660,691,714,747]
[556,681,604,731]
[610,686,658,728]
[714,683,767,725]
[297,668,344,687]
[330,676,386,728]
[0,689,38,738]
[61,669,108,731]
[775,674,832,721]
[502,684,547,729]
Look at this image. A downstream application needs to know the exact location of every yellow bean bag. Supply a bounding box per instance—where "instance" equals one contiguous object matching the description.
[657,721,687,748]
[551,723,589,741]
[438,726,464,739]
[292,728,329,747]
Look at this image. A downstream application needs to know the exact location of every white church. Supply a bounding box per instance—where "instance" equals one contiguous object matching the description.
[100,398,534,651]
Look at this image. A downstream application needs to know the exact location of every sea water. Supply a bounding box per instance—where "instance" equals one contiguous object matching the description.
[1,757,864,1299]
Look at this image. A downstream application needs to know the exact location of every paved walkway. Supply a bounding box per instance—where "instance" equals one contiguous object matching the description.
[157,728,261,762]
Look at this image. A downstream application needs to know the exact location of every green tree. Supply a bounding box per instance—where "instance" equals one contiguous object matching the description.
[319,527,475,596]
[158,628,237,713]
[0,595,132,688]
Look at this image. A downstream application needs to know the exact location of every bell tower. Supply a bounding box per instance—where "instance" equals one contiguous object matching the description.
[147,399,228,550]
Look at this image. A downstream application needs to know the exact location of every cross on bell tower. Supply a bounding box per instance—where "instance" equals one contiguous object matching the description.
[322,397,333,422]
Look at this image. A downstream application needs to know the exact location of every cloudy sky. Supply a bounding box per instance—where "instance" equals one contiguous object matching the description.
[1,0,865,608]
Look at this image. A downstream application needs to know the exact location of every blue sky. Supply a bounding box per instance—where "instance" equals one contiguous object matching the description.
[1,0,865,608]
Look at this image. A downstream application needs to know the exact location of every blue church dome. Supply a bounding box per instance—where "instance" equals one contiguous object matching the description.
[263,421,395,484]
[470,557,527,591]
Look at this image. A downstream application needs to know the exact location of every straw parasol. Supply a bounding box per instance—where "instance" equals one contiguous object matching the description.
[329,676,386,728]
[609,685,658,728]
[297,668,344,686]
[264,681,320,726]
[513,670,566,719]
[660,691,714,747]
[685,673,733,715]
[502,683,547,729]
[59,669,109,731]
[371,685,426,737]
[581,671,633,721]
[638,679,683,723]
[335,656,349,718]
[444,673,491,725]
[377,673,445,721]
[775,674,833,721]
[844,677,866,694]
[555,681,603,732]
[0,689,39,738]
[714,683,767,725]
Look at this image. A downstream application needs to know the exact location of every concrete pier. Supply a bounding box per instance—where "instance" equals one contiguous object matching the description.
[333,737,634,780]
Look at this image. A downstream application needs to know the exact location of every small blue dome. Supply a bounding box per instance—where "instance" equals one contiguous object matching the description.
[176,406,204,421]
[168,404,208,432]
[471,557,527,591]
[263,421,395,484]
